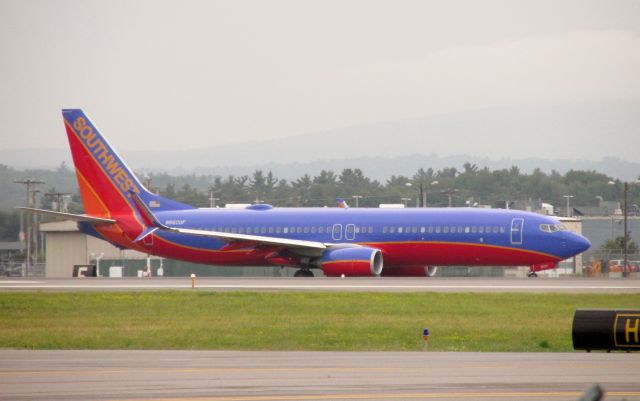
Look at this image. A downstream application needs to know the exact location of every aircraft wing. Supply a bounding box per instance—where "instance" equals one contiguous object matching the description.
[168,227,328,250]
[16,207,116,225]
[128,191,327,250]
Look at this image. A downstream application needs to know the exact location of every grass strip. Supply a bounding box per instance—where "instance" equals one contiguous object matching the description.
[1,291,638,351]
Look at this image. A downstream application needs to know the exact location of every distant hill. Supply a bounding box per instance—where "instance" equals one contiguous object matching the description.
[1,99,638,181]
[142,154,639,183]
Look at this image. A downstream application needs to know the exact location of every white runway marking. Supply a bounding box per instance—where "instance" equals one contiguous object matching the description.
[0,277,640,293]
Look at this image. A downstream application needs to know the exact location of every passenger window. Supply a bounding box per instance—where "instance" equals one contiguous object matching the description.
[435,226,441,233]
[443,226,449,233]
[464,227,470,233]
[420,227,426,234]
[238,228,244,234]
[304,226,309,234]
[319,226,324,234]
[276,227,282,234]
[283,227,289,234]
[383,226,388,233]
[390,227,396,233]
[261,227,267,234]
[297,227,302,234]
[479,226,484,233]
[492,226,499,233]
[499,226,505,233]
[428,226,434,234]
[368,226,373,234]
[471,226,477,233]
[311,226,317,234]
[398,227,403,233]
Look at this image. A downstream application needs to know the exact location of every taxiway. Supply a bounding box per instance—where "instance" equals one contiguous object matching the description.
[1,276,639,292]
[1,350,639,401]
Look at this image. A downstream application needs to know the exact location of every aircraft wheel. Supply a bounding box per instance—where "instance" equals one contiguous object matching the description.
[294,269,314,277]
[527,271,538,278]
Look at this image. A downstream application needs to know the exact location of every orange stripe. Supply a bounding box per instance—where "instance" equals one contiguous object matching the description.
[65,119,144,230]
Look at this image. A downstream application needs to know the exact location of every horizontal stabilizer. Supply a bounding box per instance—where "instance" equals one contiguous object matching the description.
[16,207,116,225]
[133,227,158,243]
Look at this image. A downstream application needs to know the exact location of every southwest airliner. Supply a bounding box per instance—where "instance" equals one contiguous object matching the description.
[21,109,591,277]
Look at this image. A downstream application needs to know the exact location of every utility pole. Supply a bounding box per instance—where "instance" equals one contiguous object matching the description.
[14,179,45,277]
[563,195,574,218]
[209,190,219,208]
[352,195,363,208]
[441,188,458,208]
[623,182,628,278]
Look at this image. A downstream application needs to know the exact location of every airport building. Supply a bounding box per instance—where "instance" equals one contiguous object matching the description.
[40,220,163,278]
[39,220,288,278]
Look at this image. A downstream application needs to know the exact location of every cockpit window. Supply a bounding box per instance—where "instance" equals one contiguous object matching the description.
[540,223,569,233]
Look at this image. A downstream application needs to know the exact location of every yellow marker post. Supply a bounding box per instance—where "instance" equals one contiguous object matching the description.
[190,273,196,289]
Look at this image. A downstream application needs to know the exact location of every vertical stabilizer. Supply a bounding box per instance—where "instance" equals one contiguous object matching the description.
[62,109,193,220]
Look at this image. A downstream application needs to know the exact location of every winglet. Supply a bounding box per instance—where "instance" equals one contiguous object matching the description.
[337,198,349,209]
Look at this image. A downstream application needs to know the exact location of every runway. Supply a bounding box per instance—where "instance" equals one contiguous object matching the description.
[3,278,639,400]
[1,350,639,401]
[1,276,640,292]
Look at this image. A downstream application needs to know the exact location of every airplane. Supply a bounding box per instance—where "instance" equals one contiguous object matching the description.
[19,109,591,277]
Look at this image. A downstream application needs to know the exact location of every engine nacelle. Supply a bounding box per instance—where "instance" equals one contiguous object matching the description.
[320,247,383,277]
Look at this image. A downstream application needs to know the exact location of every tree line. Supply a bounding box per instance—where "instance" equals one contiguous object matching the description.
[1,162,638,242]
[147,164,638,210]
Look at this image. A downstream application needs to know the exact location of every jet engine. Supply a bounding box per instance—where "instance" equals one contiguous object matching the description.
[320,247,383,277]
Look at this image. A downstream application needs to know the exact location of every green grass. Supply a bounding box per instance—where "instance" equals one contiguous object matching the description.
[1,291,638,351]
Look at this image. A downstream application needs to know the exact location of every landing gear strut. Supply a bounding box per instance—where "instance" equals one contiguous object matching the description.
[294,269,314,277]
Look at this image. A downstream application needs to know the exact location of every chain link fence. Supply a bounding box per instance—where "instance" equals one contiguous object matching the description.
[582,249,640,277]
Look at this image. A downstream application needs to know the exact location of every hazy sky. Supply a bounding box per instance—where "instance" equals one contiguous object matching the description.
[1,0,639,160]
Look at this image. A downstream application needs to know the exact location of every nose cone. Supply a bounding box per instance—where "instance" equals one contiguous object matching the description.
[570,233,591,255]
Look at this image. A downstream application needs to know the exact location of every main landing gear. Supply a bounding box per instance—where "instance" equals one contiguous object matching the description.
[294,269,314,277]
[527,270,538,278]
